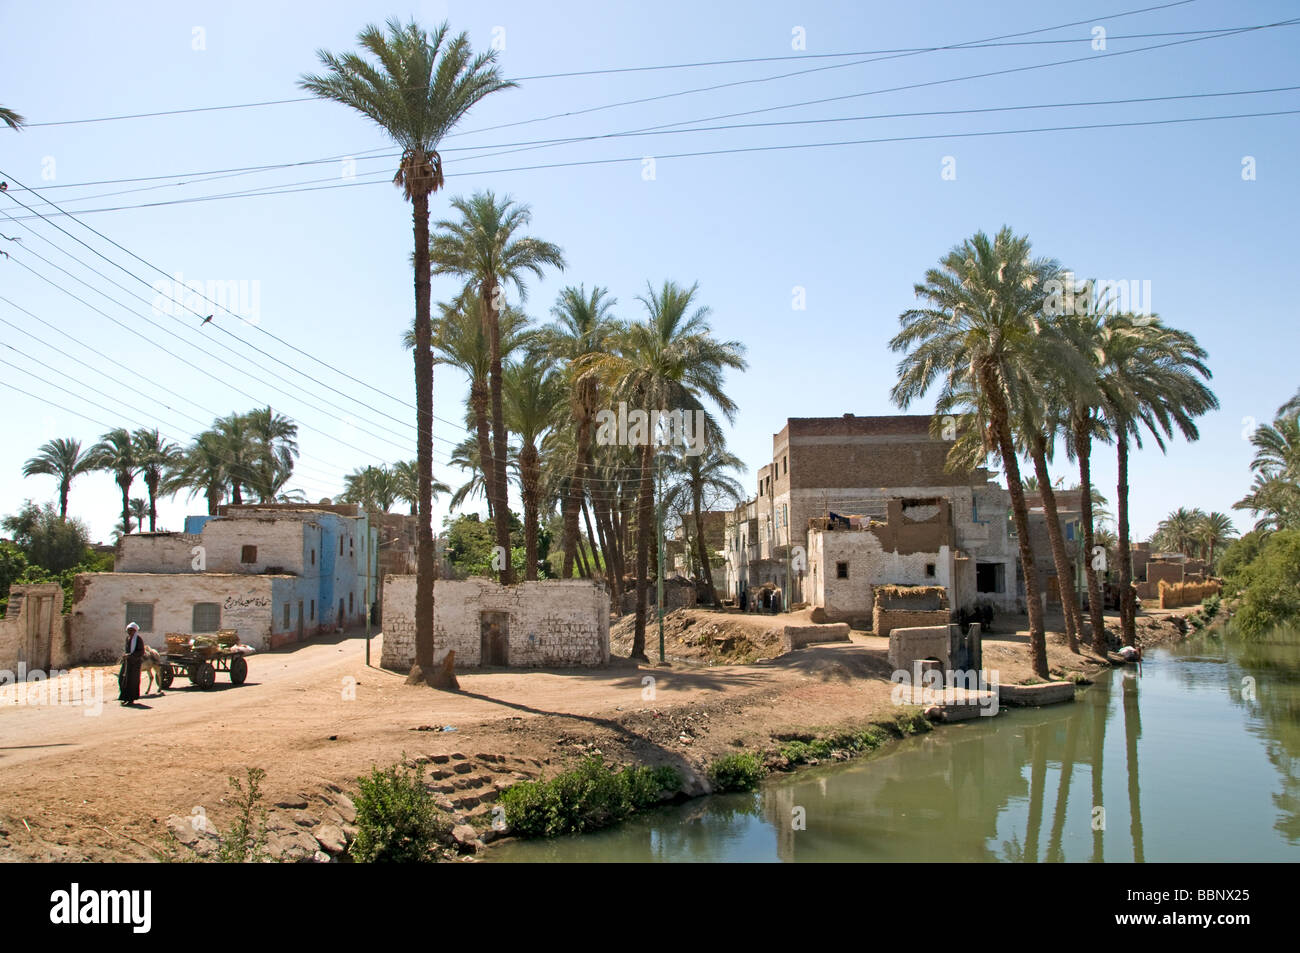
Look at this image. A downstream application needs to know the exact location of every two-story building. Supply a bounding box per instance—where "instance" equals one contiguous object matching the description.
[69,503,374,662]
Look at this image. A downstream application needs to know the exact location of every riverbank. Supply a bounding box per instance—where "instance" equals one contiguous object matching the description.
[0,607,1197,862]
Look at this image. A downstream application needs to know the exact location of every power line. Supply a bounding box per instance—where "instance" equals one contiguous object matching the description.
[0,171,421,419]
[18,83,1297,207]
[7,105,1294,222]
[18,1,1203,130]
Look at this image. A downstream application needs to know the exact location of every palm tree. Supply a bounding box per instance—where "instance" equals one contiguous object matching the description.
[416,296,532,528]
[0,106,24,131]
[22,437,94,519]
[1153,506,1205,556]
[663,437,746,605]
[1196,511,1237,567]
[391,460,448,515]
[301,18,514,680]
[583,281,747,660]
[166,431,230,515]
[244,407,299,502]
[1234,412,1300,532]
[541,285,618,577]
[429,191,566,585]
[132,428,181,531]
[213,413,257,505]
[891,227,1059,678]
[89,428,139,538]
[1097,315,1218,646]
[505,352,562,580]
[128,497,149,533]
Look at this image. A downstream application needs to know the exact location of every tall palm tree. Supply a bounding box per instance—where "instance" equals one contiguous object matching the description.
[583,281,747,660]
[541,285,618,577]
[132,428,181,531]
[891,227,1059,678]
[429,191,566,585]
[1097,315,1217,646]
[342,465,400,513]
[89,428,139,538]
[505,352,562,580]
[166,430,230,515]
[0,106,24,131]
[301,18,514,680]
[22,437,94,519]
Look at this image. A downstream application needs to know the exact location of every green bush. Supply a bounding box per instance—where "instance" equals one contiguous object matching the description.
[499,757,680,838]
[350,762,449,863]
[1229,530,1300,639]
[707,752,766,792]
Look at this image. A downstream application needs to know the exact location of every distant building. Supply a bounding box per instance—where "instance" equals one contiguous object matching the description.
[70,503,374,662]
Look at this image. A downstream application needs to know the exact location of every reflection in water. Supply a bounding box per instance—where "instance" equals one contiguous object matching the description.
[492,633,1300,863]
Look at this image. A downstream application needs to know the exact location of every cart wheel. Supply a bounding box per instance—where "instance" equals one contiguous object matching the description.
[193,662,216,690]
[160,664,174,690]
[229,655,247,685]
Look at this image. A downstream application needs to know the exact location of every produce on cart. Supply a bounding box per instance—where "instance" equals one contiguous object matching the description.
[160,630,256,690]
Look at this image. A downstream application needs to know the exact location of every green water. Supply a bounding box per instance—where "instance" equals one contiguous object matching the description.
[491,634,1300,862]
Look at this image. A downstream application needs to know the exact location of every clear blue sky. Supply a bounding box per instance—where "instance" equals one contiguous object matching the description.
[1,0,1297,544]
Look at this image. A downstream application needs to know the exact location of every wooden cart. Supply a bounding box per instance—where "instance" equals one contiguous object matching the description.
[160,632,250,690]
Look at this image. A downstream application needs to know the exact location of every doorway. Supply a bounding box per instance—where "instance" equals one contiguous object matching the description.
[479,611,509,666]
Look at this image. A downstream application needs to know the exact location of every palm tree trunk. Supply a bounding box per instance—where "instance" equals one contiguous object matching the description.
[563,393,593,577]
[470,380,495,522]
[631,440,654,660]
[146,477,159,532]
[581,496,601,579]
[981,362,1049,678]
[483,279,513,585]
[1122,674,1144,862]
[521,442,540,581]
[693,488,718,605]
[1029,435,1082,653]
[1075,421,1107,648]
[412,184,436,675]
[119,480,131,538]
[1116,436,1137,647]
[58,480,70,521]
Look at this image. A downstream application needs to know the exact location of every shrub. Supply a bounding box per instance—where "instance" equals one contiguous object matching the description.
[350,761,449,863]
[499,757,681,838]
[707,752,766,792]
[215,767,270,863]
[1230,530,1300,640]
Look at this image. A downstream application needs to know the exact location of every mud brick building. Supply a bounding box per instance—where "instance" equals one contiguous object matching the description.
[380,576,609,671]
[725,414,1021,616]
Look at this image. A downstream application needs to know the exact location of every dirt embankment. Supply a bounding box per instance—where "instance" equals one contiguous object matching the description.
[0,607,1198,863]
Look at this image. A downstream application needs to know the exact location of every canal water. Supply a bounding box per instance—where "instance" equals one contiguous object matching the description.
[491,633,1300,862]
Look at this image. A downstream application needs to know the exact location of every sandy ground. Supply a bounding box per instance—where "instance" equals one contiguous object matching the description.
[0,607,1189,862]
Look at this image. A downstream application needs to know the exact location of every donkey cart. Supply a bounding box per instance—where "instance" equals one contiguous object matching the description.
[160,632,251,690]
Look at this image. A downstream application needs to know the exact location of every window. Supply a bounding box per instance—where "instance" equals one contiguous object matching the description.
[192,602,221,633]
[125,603,154,633]
[926,563,937,578]
[339,537,344,555]
[349,592,354,614]
[240,545,257,564]
[310,599,315,621]
[283,603,291,629]
[783,456,787,475]
[836,562,849,580]
[1066,522,1076,542]
[310,549,315,566]
[977,563,1006,594]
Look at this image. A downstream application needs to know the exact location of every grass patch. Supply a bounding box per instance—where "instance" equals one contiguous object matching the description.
[707,752,767,792]
[778,711,931,766]
[500,756,680,838]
